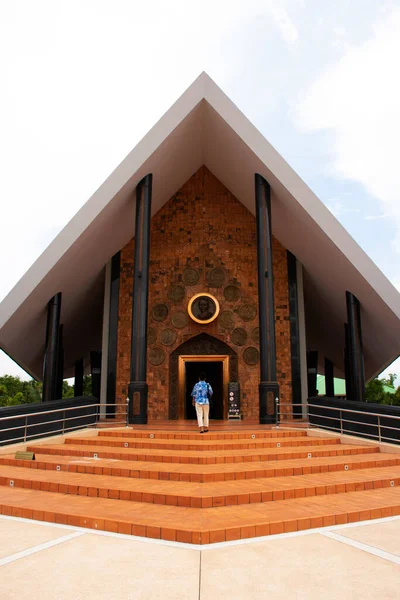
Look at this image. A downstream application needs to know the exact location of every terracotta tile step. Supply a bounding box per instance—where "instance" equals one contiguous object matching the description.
[1,464,399,507]
[2,450,393,482]
[98,429,308,440]
[65,435,340,452]
[0,484,399,543]
[26,442,375,465]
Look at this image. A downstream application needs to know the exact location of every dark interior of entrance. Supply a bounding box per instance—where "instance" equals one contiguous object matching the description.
[185,361,224,420]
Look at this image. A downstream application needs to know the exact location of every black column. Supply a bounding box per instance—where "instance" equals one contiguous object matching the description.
[106,252,121,417]
[90,351,102,400]
[74,358,84,397]
[344,323,353,400]
[324,358,334,397]
[287,251,302,418]
[128,174,153,424]
[255,174,279,424]
[306,350,318,397]
[346,291,365,402]
[42,292,62,402]
[55,324,64,400]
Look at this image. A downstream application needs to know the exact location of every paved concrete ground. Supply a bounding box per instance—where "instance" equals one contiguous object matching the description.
[0,515,398,599]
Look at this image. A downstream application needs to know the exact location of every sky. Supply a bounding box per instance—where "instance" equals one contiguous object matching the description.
[1,0,400,383]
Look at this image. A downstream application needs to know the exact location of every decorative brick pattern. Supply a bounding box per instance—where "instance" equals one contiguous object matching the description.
[116,166,292,419]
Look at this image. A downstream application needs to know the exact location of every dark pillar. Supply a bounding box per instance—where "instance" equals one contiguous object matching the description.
[42,292,62,402]
[306,350,318,397]
[346,291,365,402]
[324,358,334,397]
[287,251,302,418]
[55,324,64,400]
[74,358,84,397]
[106,252,121,417]
[255,173,279,424]
[344,323,353,399]
[90,351,102,400]
[128,174,153,424]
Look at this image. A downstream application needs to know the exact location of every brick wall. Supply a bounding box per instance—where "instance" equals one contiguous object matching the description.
[115,166,291,419]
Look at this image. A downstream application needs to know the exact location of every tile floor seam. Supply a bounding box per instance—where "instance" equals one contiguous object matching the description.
[320,531,400,565]
[0,531,85,567]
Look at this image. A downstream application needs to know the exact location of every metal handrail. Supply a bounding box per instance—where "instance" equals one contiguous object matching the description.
[0,402,129,445]
[275,398,400,444]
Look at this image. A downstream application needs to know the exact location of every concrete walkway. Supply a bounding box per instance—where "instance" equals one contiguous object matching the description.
[0,514,398,599]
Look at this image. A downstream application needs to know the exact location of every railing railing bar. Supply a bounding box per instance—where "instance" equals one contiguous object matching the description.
[0,403,125,422]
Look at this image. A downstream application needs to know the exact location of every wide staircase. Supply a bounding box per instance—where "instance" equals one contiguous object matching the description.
[0,426,400,544]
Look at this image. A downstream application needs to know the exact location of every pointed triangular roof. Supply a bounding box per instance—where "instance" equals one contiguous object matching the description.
[1,72,399,379]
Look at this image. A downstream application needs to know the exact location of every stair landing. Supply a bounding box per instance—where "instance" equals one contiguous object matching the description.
[0,426,399,544]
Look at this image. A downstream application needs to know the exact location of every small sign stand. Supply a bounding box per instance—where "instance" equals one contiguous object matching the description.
[228,382,241,419]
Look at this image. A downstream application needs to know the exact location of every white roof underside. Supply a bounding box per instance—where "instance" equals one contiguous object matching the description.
[1,73,399,380]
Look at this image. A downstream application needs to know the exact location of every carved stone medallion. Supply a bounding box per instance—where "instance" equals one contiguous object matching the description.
[231,327,248,346]
[243,346,260,365]
[152,304,168,322]
[171,311,189,329]
[238,303,257,321]
[219,310,235,331]
[182,267,200,286]
[160,328,177,346]
[251,327,260,345]
[167,284,185,304]
[147,328,157,345]
[223,285,241,302]
[207,267,227,288]
[148,347,166,366]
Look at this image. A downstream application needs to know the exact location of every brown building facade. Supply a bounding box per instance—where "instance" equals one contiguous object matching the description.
[115,166,292,421]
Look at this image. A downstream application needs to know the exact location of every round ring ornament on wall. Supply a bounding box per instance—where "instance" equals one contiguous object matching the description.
[188,293,220,324]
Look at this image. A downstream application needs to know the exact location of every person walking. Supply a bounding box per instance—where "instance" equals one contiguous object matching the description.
[191,372,213,433]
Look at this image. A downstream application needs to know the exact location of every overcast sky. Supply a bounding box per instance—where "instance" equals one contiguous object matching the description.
[1,0,400,382]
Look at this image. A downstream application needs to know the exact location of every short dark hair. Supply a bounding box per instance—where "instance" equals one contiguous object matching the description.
[199,372,206,381]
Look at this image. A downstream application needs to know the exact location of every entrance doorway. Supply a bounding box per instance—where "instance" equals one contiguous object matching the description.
[185,361,224,420]
[178,354,229,420]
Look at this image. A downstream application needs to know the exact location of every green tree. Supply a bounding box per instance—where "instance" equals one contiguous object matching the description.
[62,380,75,399]
[380,373,397,389]
[83,375,92,396]
[0,375,41,406]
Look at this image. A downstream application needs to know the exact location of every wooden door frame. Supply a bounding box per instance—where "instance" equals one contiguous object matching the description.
[178,355,229,420]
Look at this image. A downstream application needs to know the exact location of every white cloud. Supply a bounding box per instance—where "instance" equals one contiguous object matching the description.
[295,7,400,252]
[326,201,360,218]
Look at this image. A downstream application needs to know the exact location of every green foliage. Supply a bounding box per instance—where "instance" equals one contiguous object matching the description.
[83,375,92,396]
[0,373,94,406]
[62,380,75,399]
[0,376,41,407]
[365,377,400,406]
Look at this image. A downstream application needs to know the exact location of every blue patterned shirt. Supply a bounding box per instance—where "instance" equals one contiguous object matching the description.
[191,381,213,405]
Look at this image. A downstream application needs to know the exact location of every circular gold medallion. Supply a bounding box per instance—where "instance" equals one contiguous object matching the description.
[171,311,189,329]
[219,310,235,330]
[160,328,177,346]
[231,327,248,346]
[251,327,260,345]
[152,304,168,322]
[167,284,185,304]
[147,328,157,345]
[148,347,166,366]
[182,267,200,286]
[188,293,220,324]
[238,303,257,321]
[243,346,260,365]
[223,284,241,302]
